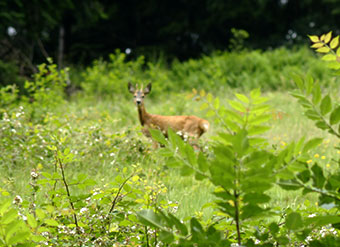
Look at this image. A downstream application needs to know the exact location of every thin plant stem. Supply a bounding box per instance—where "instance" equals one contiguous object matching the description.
[55,151,79,228]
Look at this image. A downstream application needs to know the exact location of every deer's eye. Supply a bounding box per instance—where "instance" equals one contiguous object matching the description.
[134,96,136,98]
[142,96,144,98]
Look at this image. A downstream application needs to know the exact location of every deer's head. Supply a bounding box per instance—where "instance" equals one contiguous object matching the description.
[128,82,152,106]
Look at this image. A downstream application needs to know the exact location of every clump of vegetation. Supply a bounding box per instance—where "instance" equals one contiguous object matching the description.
[0,33,339,246]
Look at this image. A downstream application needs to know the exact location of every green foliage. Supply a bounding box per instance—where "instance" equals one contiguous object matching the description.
[80,47,338,98]
[1,36,340,246]
[291,74,340,138]
[309,31,340,74]
[0,198,32,246]
[229,28,249,51]
[0,85,19,111]
[22,59,67,121]
[81,51,146,98]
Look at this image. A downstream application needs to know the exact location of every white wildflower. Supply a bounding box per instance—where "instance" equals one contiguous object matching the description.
[308,213,316,218]
[13,195,23,205]
[18,212,27,221]
[80,207,88,214]
[110,153,115,157]
[30,171,39,179]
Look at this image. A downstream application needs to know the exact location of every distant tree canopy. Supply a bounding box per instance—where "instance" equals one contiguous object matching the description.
[0,0,339,75]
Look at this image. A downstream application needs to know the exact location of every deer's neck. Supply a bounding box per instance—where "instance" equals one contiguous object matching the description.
[137,104,149,126]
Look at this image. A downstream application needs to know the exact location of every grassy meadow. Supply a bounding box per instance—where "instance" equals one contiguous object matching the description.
[0,46,339,245]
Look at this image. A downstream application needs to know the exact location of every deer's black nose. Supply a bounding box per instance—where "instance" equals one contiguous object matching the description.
[136,100,141,105]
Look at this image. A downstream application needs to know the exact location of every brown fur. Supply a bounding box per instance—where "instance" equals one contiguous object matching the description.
[128,82,209,144]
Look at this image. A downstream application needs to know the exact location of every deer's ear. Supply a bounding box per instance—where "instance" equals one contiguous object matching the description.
[144,83,152,95]
[128,82,135,94]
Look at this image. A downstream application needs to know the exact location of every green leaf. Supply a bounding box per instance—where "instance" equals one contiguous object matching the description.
[312,84,321,105]
[200,89,206,97]
[1,209,17,224]
[269,222,280,235]
[185,145,196,166]
[302,138,323,153]
[315,120,329,130]
[0,199,11,215]
[26,213,38,228]
[324,31,332,43]
[206,93,213,103]
[63,147,70,155]
[311,42,324,48]
[7,231,30,245]
[4,221,22,244]
[235,93,249,104]
[35,209,46,220]
[138,210,163,229]
[291,74,304,91]
[200,102,209,111]
[328,61,340,69]
[166,157,181,168]
[180,165,194,176]
[158,148,173,157]
[249,114,272,125]
[286,212,303,230]
[168,128,183,151]
[232,129,249,157]
[159,231,174,243]
[330,106,340,125]
[294,136,305,156]
[305,75,314,94]
[241,204,264,220]
[278,179,301,190]
[306,215,340,227]
[319,95,332,115]
[149,129,167,146]
[308,35,319,42]
[77,173,87,182]
[316,46,330,53]
[250,88,261,99]
[206,110,215,117]
[248,125,271,135]
[190,217,204,237]
[243,193,270,204]
[197,152,208,172]
[322,54,336,61]
[305,110,322,121]
[168,213,188,235]
[311,163,326,189]
[44,219,59,227]
[228,100,246,112]
[213,97,220,110]
[297,170,310,183]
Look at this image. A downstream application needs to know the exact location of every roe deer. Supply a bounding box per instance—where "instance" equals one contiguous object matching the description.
[128,82,209,146]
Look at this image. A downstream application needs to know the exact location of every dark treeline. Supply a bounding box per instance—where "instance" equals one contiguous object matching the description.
[0,0,339,81]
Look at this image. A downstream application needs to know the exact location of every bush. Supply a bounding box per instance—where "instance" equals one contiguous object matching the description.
[80,47,338,99]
